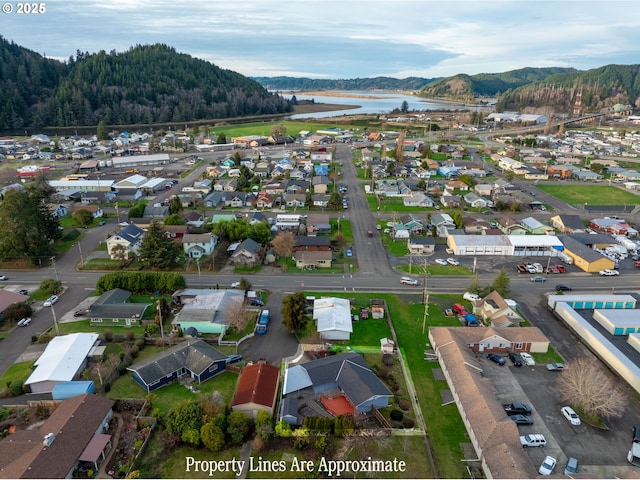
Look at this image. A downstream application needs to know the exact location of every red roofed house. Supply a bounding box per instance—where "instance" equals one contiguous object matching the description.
[231,361,280,419]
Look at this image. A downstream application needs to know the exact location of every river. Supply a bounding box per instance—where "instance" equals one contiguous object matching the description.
[280,90,476,119]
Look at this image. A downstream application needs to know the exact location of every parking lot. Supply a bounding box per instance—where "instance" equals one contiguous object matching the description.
[481,355,637,476]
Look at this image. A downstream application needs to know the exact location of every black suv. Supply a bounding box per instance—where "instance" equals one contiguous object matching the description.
[555,284,572,292]
[508,352,523,367]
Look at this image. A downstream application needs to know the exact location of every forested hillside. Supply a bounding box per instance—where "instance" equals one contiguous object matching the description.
[253,76,435,91]
[495,64,640,113]
[0,38,292,130]
[418,67,577,102]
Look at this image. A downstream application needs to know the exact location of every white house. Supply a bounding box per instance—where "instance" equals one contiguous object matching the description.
[313,297,352,341]
[106,224,145,259]
[182,233,218,258]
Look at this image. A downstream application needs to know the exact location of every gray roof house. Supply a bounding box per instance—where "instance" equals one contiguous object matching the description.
[127,338,228,392]
[230,238,262,266]
[281,352,393,416]
[87,288,151,327]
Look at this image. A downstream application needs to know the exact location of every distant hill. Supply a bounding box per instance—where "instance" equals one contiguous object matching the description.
[253,76,436,92]
[0,38,291,130]
[495,64,640,114]
[417,67,577,103]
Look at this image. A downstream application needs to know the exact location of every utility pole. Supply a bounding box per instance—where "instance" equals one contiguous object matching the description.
[50,256,59,281]
[51,304,59,336]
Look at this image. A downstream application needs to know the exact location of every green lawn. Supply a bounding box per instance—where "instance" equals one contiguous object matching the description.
[0,361,34,392]
[398,264,473,275]
[330,218,352,243]
[208,120,358,139]
[537,184,640,206]
[57,319,146,336]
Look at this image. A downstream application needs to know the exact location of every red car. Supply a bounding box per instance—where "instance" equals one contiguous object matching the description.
[555,265,567,273]
[452,303,469,316]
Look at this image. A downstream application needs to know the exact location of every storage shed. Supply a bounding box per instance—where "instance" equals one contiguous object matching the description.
[593,309,640,335]
[547,294,636,311]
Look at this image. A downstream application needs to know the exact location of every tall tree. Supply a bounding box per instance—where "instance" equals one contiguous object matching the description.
[138,220,180,269]
[97,120,109,140]
[166,401,204,446]
[327,192,343,211]
[169,195,183,214]
[216,132,227,144]
[272,231,295,268]
[73,209,94,227]
[557,358,625,419]
[281,292,308,333]
[491,267,511,297]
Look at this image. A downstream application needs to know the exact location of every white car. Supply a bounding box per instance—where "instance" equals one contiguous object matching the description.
[463,292,481,302]
[561,406,581,426]
[446,258,460,266]
[435,258,448,266]
[599,269,619,276]
[230,282,241,288]
[400,277,419,285]
[519,352,535,366]
[43,295,59,307]
[17,317,31,327]
[0,275,7,281]
[538,456,557,476]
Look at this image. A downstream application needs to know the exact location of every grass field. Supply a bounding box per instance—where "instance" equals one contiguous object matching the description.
[206,120,356,139]
[537,184,640,206]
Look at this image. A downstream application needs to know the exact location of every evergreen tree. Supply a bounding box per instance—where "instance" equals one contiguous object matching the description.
[281,292,308,333]
[97,120,109,140]
[138,220,180,269]
[169,195,183,214]
[491,268,511,298]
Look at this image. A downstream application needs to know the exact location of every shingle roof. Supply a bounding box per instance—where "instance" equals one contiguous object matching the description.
[231,361,279,409]
[127,338,227,385]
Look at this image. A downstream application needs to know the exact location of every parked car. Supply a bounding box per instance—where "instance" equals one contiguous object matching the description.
[546,362,566,371]
[487,353,506,366]
[599,269,620,276]
[526,264,538,274]
[452,303,469,315]
[555,265,567,273]
[463,292,481,302]
[346,249,353,257]
[43,295,59,307]
[400,277,419,285]
[18,289,28,296]
[561,406,581,426]
[249,298,264,307]
[509,414,533,425]
[520,434,547,448]
[538,456,557,475]
[508,352,523,367]
[74,309,89,317]
[434,258,448,266]
[225,354,243,364]
[530,276,546,282]
[519,352,535,366]
[503,402,532,415]
[563,457,579,475]
[633,425,640,443]
[555,284,572,291]
[446,258,460,266]
[98,221,106,226]
[17,317,31,327]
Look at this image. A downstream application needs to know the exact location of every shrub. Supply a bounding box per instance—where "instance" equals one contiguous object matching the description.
[104,330,113,342]
[9,381,23,397]
[135,338,145,349]
[127,331,135,341]
[402,417,415,428]
[104,383,111,393]
[129,345,140,358]
[390,409,403,421]
[398,399,411,411]
[383,354,394,366]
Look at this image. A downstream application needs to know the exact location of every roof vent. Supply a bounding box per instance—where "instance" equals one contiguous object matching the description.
[43,433,55,447]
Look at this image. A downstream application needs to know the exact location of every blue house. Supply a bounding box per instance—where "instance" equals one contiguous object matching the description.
[127,338,228,392]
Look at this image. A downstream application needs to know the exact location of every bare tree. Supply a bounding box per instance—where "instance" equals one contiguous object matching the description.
[557,357,626,419]
[272,231,295,270]
[222,299,249,333]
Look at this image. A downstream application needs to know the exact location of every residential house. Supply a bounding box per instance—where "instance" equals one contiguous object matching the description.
[312,176,330,194]
[264,179,288,197]
[440,193,462,208]
[286,179,310,194]
[399,214,425,235]
[407,237,435,255]
[256,192,275,209]
[224,192,253,208]
[230,238,262,266]
[446,179,469,191]
[163,225,189,241]
[50,204,69,218]
[462,217,492,234]
[520,216,554,235]
[143,204,169,219]
[171,289,246,334]
[474,184,494,196]
[306,214,331,235]
[495,217,526,235]
[86,288,150,327]
[214,178,238,192]
[183,233,218,258]
[128,338,228,392]
[179,211,204,227]
[106,223,145,259]
[403,191,434,208]
[463,192,491,209]
[25,333,100,394]
[294,235,332,252]
[0,394,114,479]
[550,214,585,233]
[281,353,393,418]
[473,291,523,328]
[284,193,307,209]
[312,194,330,207]
[231,361,280,419]
[431,213,456,231]
[294,250,333,269]
[203,192,224,208]
[313,297,352,341]
[546,164,576,179]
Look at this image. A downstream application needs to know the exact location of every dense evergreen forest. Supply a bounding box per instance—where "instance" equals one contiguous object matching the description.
[0,38,292,130]
[417,67,577,101]
[253,76,435,92]
[495,64,640,113]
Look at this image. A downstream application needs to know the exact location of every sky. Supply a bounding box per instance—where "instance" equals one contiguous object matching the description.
[1,0,638,80]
